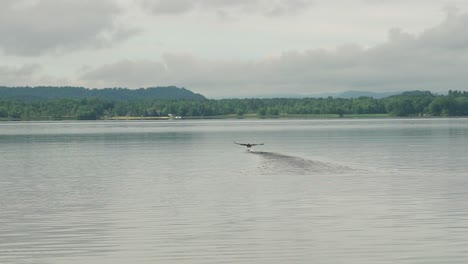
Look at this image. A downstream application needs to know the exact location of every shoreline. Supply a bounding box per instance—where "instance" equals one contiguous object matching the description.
[3,114,467,122]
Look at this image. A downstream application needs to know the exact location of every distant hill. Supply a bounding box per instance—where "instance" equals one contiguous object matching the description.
[336,91,400,98]
[314,90,401,99]
[240,90,401,99]
[0,86,206,101]
[386,90,434,98]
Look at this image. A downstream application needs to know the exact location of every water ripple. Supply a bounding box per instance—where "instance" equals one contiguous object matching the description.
[249,151,352,174]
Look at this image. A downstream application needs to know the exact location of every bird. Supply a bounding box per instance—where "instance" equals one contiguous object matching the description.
[234,142,264,149]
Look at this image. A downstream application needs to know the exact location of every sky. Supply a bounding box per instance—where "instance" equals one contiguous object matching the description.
[1,0,468,98]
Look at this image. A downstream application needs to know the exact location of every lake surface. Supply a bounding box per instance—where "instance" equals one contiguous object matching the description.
[1,118,468,264]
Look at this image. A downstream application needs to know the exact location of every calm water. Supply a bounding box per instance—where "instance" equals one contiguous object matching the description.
[1,119,468,264]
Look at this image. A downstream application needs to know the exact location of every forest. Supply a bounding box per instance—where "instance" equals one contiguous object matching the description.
[0,86,206,101]
[1,90,468,120]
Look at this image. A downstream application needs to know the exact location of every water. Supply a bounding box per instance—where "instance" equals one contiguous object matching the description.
[1,119,468,264]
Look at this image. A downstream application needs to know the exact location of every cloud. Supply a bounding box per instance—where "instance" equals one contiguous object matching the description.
[0,64,74,87]
[264,0,313,16]
[81,59,168,88]
[0,64,41,85]
[0,0,138,56]
[139,0,314,17]
[77,12,468,97]
[139,0,195,15]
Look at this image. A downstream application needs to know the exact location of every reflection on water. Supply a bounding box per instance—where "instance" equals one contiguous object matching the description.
[249,150,351,174]
[1,119,468,264]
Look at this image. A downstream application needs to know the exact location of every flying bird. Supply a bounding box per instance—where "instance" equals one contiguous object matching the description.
[234,142,264,148]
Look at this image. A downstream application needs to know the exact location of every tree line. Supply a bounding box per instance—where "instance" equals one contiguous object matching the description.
[1,90,468,120]
[0,86,205,101]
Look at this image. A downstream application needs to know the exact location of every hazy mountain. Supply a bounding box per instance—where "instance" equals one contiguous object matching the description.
[225,91,402,99]
[0,86,206,101]
[312,91,401,99]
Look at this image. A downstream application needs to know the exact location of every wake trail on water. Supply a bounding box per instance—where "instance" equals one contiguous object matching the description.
[248,150,352,174]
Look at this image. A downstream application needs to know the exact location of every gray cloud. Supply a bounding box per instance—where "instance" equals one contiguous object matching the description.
[0,64,74,87]
[81,59,168,88]
[78,12,468,97]
[265,0,313,16]
[0,0,138,56]
[139,0,195,14]
[0,64,41,85]
[139,0,314,17]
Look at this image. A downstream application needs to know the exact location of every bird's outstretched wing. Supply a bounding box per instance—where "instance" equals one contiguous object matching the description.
[234,142,264,146]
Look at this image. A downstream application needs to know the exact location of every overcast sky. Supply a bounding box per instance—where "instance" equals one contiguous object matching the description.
[1,0,468,98]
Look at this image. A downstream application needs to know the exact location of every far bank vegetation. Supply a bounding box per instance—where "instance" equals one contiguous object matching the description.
[1,90,468,120]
